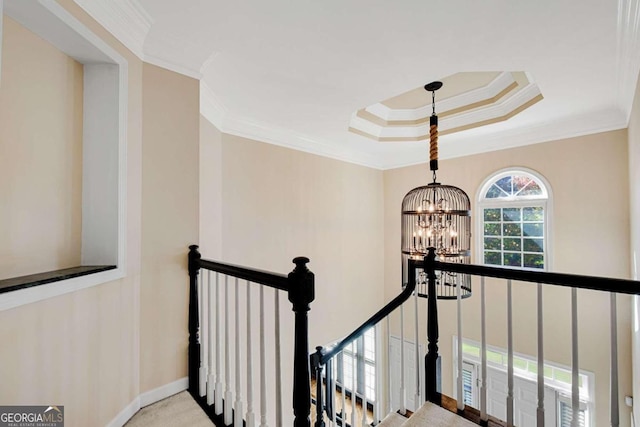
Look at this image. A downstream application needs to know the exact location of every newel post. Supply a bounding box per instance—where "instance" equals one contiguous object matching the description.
[425,248,442,405]
[188,244,202,395]
[288,257,315,427]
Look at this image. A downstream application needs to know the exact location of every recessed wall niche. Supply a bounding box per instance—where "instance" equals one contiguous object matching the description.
[0,1,128,310]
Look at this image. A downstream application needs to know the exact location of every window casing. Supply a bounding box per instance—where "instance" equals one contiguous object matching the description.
[477,169,551,270]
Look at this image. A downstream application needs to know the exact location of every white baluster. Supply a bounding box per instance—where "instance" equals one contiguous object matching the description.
[457,277,463,411]
[399,304,406,415]
[224,275,233,426]
[507,280,514,427]
[610,293,620,427]
[207,271,215,405]
[215,274,223,414]
[260,286,268,427]
[351,350,357,427]
[234,278,243,427]
[414,290,421,407]
[246,281,255,427]
[386,316,392,413]
[374,326,381,424]
[480,277,488,423]
[537,283,545,427]
[199,273,207,397]
[332,359,337,426]
[571,288,579,427]
[362,350,368,427]
[340,353,347,425]
[274,290,282,427]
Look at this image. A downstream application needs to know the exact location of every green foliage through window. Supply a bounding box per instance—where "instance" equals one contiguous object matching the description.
[480,171,548,269]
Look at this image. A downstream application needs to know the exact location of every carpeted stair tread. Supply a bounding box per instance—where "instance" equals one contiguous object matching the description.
[400,402,478,427]
[377,411,408,427]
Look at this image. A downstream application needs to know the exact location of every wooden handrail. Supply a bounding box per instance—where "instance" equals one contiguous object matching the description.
[198,259,289,290]
[431,260,640,295]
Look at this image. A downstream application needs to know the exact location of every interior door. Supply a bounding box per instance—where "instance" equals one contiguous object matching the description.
[389,336,425,412]
[486,366,557,426]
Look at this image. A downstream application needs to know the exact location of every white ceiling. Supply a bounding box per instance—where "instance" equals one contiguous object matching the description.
[72,0,640,169]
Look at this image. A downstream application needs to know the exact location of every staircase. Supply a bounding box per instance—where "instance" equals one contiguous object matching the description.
[186,245,640,427]
[379,403,476,427]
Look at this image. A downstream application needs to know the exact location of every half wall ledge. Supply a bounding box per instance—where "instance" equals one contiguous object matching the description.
[0,266,117,294]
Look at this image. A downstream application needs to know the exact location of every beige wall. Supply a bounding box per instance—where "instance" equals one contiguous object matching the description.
[383,130,632,427]
[0,6,200,424]
[0,16,83,280]
[140,63,199,392]
[628,71,640,424]
[219,133,385,346]
[199,116,222,259]
[0,0,145,424]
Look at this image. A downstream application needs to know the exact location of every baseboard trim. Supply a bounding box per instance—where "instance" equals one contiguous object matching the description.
[107,397,141,427]
[106,377,189,427]
[140,377,189,407]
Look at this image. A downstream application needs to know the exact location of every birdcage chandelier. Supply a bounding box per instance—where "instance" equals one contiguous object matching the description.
[401,81,472,299]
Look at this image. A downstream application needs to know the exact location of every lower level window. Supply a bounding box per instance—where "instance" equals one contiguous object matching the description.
[338,327,376,401]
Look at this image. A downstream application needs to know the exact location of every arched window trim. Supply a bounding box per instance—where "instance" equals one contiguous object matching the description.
[475,167,553,271]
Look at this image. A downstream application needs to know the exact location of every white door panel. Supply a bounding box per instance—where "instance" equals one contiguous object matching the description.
[389,336,425,412]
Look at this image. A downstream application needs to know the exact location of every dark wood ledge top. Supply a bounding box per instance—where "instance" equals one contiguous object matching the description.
[0,265,117,294]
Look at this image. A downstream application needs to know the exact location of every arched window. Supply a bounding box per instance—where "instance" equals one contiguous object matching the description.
[477,169,551,270]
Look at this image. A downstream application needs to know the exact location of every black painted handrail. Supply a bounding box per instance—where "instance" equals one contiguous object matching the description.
[188,246,315,427]
[199,258,290,291]
[318,266,417,365]
[432,261,640,295]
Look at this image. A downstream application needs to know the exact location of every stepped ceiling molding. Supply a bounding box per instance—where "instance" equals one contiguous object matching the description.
[71,0,640,169]
[349,72,543,142]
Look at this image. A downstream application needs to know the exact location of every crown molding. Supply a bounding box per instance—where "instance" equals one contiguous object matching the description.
[200,81,229,127]
[72,0,152,59]
[199,86,384,169]
[71,0,204,79]
[616,0,640,123]
[144,53,203,80]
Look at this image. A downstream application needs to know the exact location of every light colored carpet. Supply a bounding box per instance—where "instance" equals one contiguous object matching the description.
[125,392,213,427]
[377,412,408,427]
[402,402,478,427]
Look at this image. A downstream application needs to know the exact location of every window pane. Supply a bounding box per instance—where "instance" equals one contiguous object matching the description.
[484,223,501,236]
[512,175,532,193]
[523,206,544,221]
[495,176,513,195]
[518,180,543,196]
[486,184,507,199]
[503,252,521,267]
[484,208,501,221]
[523,223,543,237]
[514,357,527,371]
[485,251,501,265]
[503,223,522,236]
[503,238,521,251]
[523,238,544,252]
[484,237,501,250]
[524,254,544,269]
[503,208,521,222]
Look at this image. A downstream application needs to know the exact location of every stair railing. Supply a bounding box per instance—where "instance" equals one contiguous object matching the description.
[421,257,640,427]
[310,250,434,427]
[188,245,315,427]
